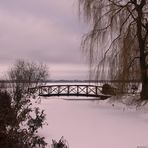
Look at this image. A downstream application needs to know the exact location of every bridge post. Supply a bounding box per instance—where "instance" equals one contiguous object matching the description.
[95,86,98,96]
[86,86,88,95]
[58,86,60,96]
[39,87,42,96]
[48,86,51,95]
[67,85,70,95]
[77,85,79,96]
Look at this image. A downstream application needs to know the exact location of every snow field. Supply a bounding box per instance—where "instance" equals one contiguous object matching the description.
[33,97,148,148]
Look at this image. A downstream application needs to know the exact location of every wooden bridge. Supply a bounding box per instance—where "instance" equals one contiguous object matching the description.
[29,85,111,100]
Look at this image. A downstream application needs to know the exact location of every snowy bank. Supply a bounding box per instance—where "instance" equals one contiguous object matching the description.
[32,96,148,148]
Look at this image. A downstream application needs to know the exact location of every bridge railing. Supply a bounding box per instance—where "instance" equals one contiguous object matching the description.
[29,85,110,99]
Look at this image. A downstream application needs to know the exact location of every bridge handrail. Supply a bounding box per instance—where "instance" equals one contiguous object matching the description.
[37,84,102,88]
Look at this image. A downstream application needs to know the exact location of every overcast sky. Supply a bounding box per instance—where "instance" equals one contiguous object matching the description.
[0,0,89,80]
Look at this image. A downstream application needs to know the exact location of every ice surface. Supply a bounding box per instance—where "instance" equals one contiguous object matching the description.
[33,97,148,148]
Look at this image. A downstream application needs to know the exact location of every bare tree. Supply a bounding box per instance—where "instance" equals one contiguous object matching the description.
[79,0,148,99]
[8,59,48,97]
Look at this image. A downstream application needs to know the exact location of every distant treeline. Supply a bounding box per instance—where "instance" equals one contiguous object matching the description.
[0,79,141,83]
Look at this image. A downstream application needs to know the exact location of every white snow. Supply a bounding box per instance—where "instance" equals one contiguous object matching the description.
[34,96,148,148]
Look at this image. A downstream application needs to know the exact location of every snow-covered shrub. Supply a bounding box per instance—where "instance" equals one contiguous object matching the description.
[0,60,49,148]
[51,137,69,148]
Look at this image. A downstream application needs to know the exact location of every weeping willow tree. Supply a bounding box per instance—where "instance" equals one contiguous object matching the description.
[79,0,148,99]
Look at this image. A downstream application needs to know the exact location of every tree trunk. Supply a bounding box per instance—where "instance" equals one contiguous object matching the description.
[140,58,148,100]
[140,78,148,100]
[136,1,148,100]
[140,45,148,100]
[138,35,148,100]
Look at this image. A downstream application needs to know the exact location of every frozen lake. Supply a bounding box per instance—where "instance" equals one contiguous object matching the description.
[35,97,148,148]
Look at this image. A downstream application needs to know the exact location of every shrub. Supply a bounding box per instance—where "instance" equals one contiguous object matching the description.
[102,84,116,95]
[51,137,69,148]
[0,60,49,148]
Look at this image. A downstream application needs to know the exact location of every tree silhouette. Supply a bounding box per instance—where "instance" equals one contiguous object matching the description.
[79,0,148,99]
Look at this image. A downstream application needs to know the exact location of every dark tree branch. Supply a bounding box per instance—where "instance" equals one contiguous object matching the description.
[98,12,135,65]
[128,56,140,69]
[126,6,137,22]
[99,33,121,64]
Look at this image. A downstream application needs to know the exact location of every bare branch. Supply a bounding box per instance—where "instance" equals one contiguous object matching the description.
[99,33,121,64]
[127,56,140,69]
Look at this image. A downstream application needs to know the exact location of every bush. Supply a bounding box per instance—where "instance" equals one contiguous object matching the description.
[51,137,69,148]
[0,90,47,148]
[102,84,116,95]
[0,60,49,148]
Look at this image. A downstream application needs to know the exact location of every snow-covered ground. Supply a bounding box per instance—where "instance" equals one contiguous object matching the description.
[34,96,148,148]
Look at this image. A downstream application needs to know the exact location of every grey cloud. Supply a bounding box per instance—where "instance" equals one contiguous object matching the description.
[0,0,88,80]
